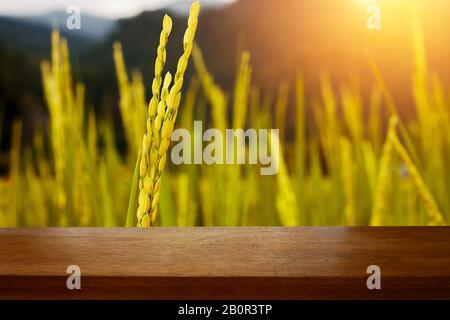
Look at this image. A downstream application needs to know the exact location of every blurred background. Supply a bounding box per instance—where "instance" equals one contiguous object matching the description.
[0,0,449,227]
[1,0,449,156]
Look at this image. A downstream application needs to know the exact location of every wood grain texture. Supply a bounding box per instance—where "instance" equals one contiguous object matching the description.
[0,227,449,299]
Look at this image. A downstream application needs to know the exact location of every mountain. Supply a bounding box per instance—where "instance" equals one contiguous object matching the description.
[22,11,117,41]
[0,16,95,57]
[0,15,98,140]
[167,0,236,14]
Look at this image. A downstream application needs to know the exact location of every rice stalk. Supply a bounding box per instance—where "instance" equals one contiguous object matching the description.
[275,81,289,143]
[232,51,251,129]
[274,134,299,226]
[294,73,306,224]
[370,116,398,226]
[340,137,355,226]
[158,172,176,226]
[8,121,22,227]
[137,1,200,227]
[192,45,227,133]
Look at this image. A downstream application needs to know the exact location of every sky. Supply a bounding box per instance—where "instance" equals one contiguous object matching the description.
[0,0,235,19]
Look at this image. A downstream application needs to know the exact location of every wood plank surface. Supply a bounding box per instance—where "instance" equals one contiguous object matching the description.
[0,227,449,299]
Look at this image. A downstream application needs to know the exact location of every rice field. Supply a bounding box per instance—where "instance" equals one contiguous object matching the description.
[0,1,448,227]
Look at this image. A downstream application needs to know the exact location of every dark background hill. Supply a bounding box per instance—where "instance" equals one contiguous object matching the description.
[22,11,116,40]
[0,15,95,56]
[0,15,96,146]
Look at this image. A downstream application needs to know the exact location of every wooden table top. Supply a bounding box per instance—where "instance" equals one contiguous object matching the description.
[0,227,449,299]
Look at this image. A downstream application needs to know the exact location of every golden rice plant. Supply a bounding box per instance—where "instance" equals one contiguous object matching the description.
[340,137,355,226]
[370,116,398,226]
[275,137,300,226]
[113,42,147,157]
[1,0,449,228]
[136,1,200,227]
[391,131,446,226]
